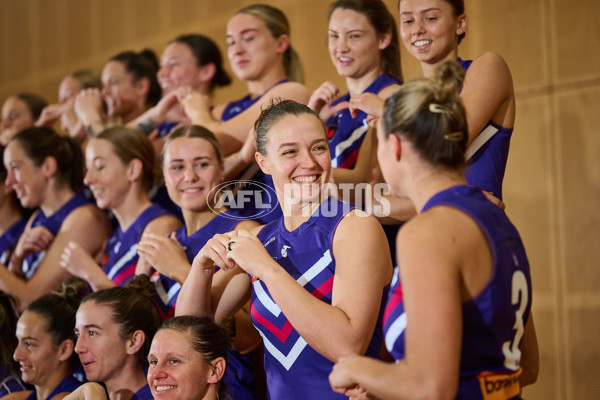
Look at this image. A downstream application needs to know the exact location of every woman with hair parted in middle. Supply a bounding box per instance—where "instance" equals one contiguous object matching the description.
[74,275,162,400]
[64,315,232,400]
[136,125,261,399]
[59,126,181,292]
[13,278,88,400]
[310,0,402,182]
[177,100,393,399]
[0,127,111,312]
[130,34,232,141]
[179,4,312,225]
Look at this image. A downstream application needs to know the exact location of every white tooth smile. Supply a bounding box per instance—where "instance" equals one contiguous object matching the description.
[413,40,432,47]
[156,385,177,392]
[339,57,352,62]
[293,175,318,183]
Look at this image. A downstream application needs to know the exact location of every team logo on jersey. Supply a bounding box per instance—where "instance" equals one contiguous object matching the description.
[281,245,291,258]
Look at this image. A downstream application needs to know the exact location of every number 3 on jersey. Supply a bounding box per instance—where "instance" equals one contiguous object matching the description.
[502,270,528,370]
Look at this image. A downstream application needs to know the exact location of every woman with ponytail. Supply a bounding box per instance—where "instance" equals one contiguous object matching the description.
[0,127,111,311]
[13,278,88,400]
[73,275,162,400]
[179,4,311,224]
[328,61,539,399]
[59,126,181,291]
[309,0,402,182]
[129,33,232,141]
[74,49,161,136]
[181,4,310,156]
[0,146,28,267]
[64,316,232,400]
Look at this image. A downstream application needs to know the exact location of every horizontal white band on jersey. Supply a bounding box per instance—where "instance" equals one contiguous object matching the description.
[465,124,499,161]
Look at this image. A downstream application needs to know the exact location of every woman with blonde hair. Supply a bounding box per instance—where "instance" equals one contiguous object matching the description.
[328,61,538,399]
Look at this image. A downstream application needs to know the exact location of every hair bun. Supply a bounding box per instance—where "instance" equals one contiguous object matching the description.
[59,277,89,310]
[431,60,465,103]
[125,274,157,299]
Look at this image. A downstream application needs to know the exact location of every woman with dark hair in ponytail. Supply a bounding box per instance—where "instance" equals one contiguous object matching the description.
[0,127,111,312]
[74,49,161,136]
[65,316,231,400]
[59,126,181,292]
[0,146,28,267]
[328,61,538,399]
[73,275,162,400]
[309,0,402,182]
[129,33,232,141]
[1,93,48,146]
[13,278,88,400]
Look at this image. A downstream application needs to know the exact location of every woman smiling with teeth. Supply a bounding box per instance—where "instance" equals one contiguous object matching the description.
[177,100,393,400]
[308,0,402,185]
[59,127,181,292]
[398,0,516,201]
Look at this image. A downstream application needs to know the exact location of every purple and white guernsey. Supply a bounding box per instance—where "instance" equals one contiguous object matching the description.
[220,80,289,225]
[22,193,90,280]
[325,73,400,169]
[458,58,513,201]
[152,211,259,400]
[253,197,381,399]
[383,185,531,400]
[0,218,27,266]
[102,204,169,287]
[152,211,241,319]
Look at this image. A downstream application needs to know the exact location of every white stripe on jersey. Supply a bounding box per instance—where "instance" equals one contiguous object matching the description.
[465,124,499,160]
[24,250,46,280]
[0,249,8,265]
[385,312,407,352]
[257,328,308,371]
[332,119,368,168]
[253,249,332,317]
[296,250,332,287]
[106,245,138,280]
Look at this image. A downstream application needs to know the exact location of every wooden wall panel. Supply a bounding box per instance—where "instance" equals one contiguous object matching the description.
[568,309,600,399]
[522,309,561,399]
[505,96,554,293]
[468,0,550,92]
[0,1,599,399]
[552,0,600,83]
[556,87,600,292]
[64,0,94,64]
[0,0,33,84]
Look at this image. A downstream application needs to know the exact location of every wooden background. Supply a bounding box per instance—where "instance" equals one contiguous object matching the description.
[1,1,599,398]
